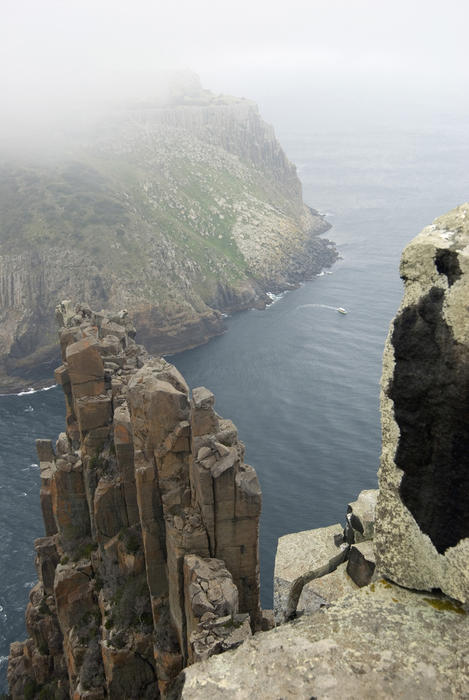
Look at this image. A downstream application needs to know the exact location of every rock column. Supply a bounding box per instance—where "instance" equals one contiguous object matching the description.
[8,301,263,699]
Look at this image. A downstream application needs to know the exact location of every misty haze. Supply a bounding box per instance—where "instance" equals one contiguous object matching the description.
[1,1,469,697]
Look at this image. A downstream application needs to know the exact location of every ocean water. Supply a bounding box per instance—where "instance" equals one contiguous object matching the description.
[1,121,469,691]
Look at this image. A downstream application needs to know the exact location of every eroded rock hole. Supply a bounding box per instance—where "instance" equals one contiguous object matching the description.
[434,249,461,287]
[390,287,469,553]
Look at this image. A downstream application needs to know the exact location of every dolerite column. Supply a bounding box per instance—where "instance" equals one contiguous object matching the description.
[374,203,469,602]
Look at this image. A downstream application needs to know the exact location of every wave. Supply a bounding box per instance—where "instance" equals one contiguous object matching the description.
[0,384,56,398]
[21,463,39,472]
[266,291,287,305]
[296,303,342,312]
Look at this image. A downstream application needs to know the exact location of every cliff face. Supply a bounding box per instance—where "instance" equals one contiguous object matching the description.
[7,302,268,699]
[0,78,336,392]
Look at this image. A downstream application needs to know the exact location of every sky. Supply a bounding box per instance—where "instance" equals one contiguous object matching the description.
[1,0,469,135]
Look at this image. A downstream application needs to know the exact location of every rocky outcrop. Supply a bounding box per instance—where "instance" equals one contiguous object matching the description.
[0,75,336,392]
[273,523,349,623]
[374,203,469,601]
[7,302,262,698]
[178,580,469,699]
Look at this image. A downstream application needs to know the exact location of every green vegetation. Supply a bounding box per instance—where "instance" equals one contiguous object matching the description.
[118,527,142,555]
[23,679,41,700]
[38,641,49,655]
[111,574,153,630]
[38,599,51,616]
[0,98,326,386]
[424,597,466,615]
[72,541,98,562]
[88,454,104,470]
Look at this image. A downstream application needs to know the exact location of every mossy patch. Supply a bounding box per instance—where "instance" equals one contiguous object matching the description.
[423,598,466,615]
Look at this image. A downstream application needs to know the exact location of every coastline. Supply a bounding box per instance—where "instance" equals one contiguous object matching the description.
[0,223,336,394]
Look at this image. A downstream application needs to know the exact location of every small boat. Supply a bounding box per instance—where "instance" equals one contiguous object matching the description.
[337,307,347,314]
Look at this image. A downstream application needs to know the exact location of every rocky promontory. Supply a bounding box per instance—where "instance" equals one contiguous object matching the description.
[7,301,269,698]
[0,74,336,392]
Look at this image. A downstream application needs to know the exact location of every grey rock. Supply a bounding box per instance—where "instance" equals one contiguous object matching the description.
[297,561,358,614]
[179,581,469,699]
[346,541,377,588]
[274,523,349,622]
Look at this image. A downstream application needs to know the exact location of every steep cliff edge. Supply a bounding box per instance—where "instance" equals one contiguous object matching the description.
[0,76,336,392]
[7,302,270,699]
[174,204,469,698]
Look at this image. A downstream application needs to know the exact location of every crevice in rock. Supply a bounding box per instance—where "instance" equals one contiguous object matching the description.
[434,248,462,287]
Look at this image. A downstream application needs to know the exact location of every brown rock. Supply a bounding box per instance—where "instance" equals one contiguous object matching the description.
[66,337,105,398]
[184,555,243,664]
[51,459,91,547]
[75,395,112,435]
[94,478,128,543]
[34,536,59,595]
[191,387,219,437]
[9,303,263,698]
[101,642,157,699]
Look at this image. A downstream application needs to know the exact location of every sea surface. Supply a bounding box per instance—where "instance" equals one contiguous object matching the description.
[1,120,469,691]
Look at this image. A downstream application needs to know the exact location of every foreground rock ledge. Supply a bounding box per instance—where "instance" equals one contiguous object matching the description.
[8,302,264,699]
[177,581,469,699]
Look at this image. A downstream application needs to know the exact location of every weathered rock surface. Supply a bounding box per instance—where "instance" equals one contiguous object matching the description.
[374,203,469,602]
[178,580,469,699]
[297,561,359,614]
[274,523,349,622]
[0,74,336,392]
[183,555,251,664]
[8,302,263,698]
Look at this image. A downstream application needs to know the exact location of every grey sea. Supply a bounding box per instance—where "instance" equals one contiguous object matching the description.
[2,119,469,691]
